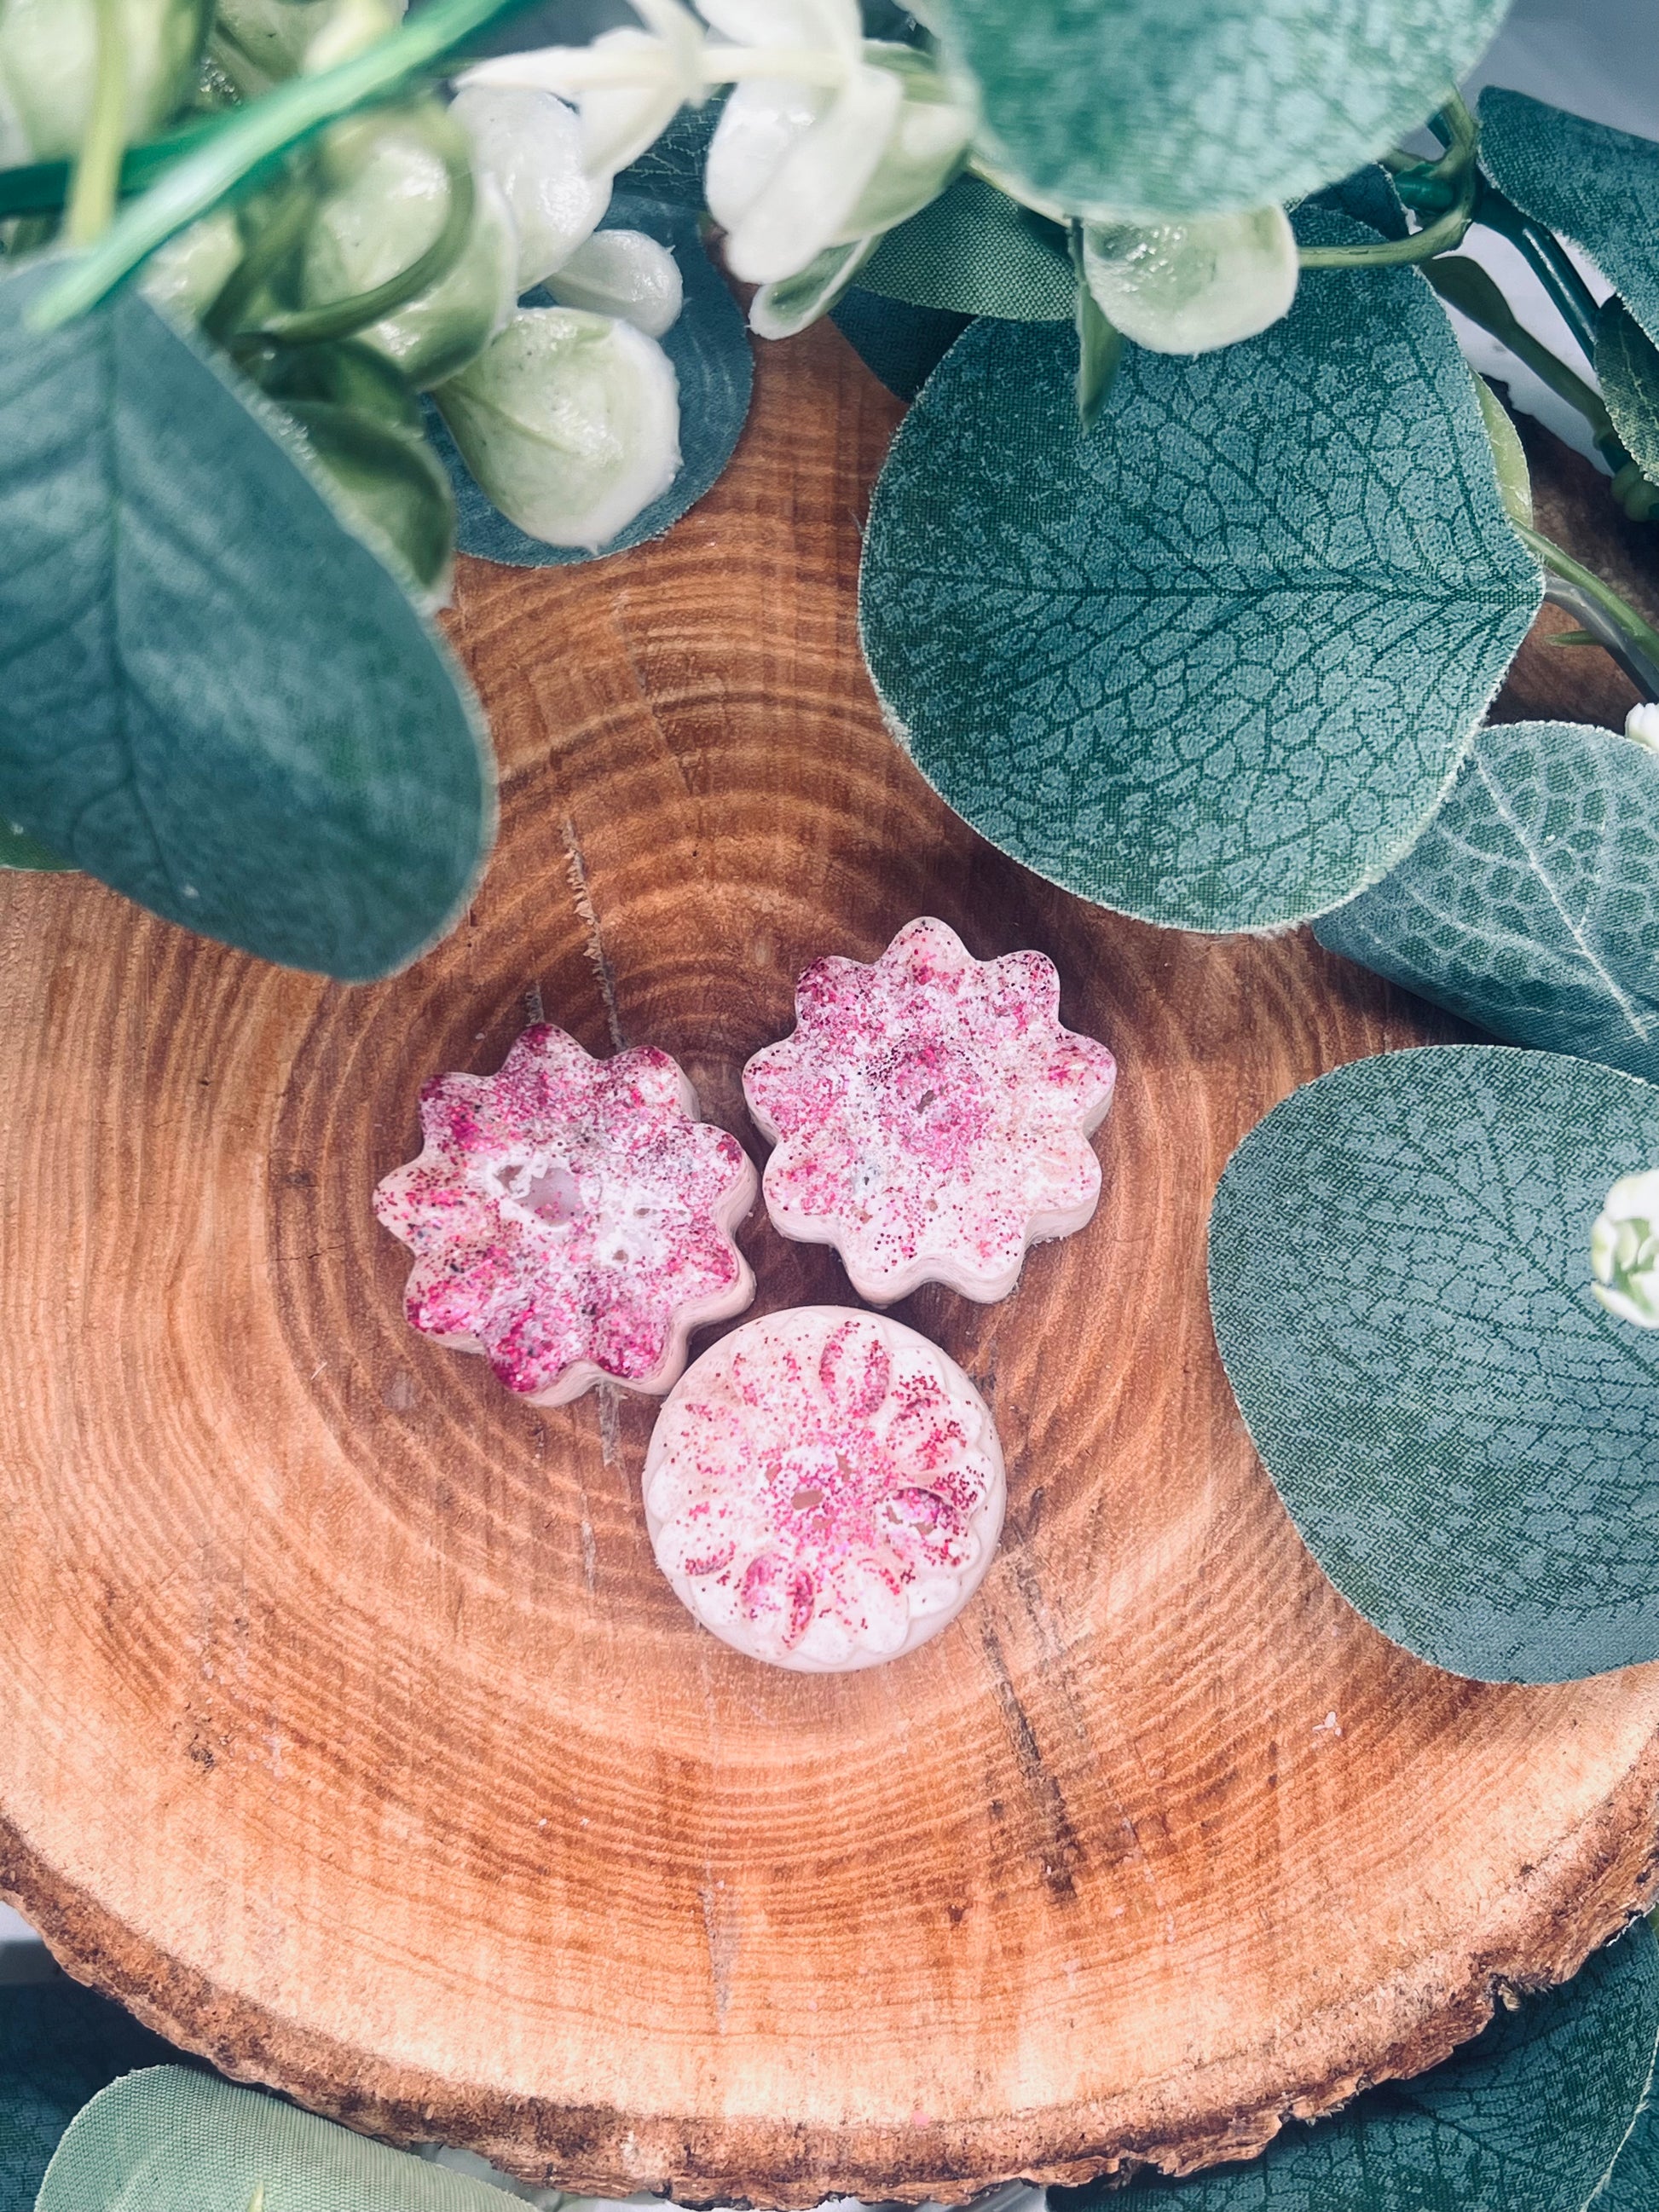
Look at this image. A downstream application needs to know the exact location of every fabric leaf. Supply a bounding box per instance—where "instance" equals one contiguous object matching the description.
[830,287,972,400]
[1208,1044,1659,1684]
[1597,297,1659,484]
[858,210,1540,933]
[858,174,1073,321]
[1314,719,1659,1081]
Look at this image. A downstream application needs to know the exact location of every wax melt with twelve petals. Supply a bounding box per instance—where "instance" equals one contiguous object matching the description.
[373,1024,756,1406]
[743,916,1117,1303]
[645,1307,1006,1671]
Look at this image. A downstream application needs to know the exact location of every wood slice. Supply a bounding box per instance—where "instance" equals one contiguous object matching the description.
[3,321,1659,2207]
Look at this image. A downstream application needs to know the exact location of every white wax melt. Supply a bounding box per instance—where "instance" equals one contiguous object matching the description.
[644,1306,1006,1672]
[743,916,1117,1303]
[373,1024,756,1406]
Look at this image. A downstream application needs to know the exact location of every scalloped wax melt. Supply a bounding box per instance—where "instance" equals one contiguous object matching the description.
[373,1025,757,1406]
[743,916,1117,1303]
[645,1307,1007,1672]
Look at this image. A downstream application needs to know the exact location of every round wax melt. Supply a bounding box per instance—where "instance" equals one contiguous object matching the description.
[743,915,1117,1303]
[373,1024,757,1406]
[644,1307,1006,1672]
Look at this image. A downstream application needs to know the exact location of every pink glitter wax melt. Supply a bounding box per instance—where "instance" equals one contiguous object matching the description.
[645,1307,1006,1672]
[373,1025,757,1406]
[743,916,1117,1304]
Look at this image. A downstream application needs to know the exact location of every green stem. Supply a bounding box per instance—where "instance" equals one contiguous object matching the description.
[1420,255,1619,448]
[64,0,129,247]
[1298,163,1477,268]
[1515,523,1659,681]
[1476,186,1602,362]
[30,0,536,327]
[251,147,475,347]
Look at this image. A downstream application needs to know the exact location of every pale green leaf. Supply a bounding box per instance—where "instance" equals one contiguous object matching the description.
[1598,298,1659,484]
[858,173,1073,320]
[429,192,751,565]
[1314,719,1659,1080]
[750,234,876,339]
[1208,1044,1659,1683]
[35,2067,522,2210]
[0,262,492,979]
[0,1978,171,2212]
[1081,206,1298,355]
[1058,1923,1659,2209]
[858,211,1540,933]
[1480,90,1659,348]
[930,0,1508,220]
[1472,374,1532,526]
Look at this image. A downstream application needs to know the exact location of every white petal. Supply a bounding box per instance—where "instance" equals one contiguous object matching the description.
[546,229,685,336]
[704,74,826,234]
[1600,1169,1659,1224]
[1082,205,1299,355]
[576,26,690,176]
[449,84,610,290]
[436,307,682,551]
[698,0,858,55]
[833,49,971,242]
[722,61,900,283]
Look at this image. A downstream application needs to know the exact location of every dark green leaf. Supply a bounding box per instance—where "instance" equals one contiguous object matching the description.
[1209,1044,1659,1683]
[1315,719,1659,1080]
[858,211,1540,933]
[930,0,1507,220]
[0,260,492,979]
[1598,298,1659,485]
[858,174,1073,321]
[1307,164,1408,243]
[830,287,972,401]
[1056,1923,1659,2209]
[0,1978,174,2212]
[0,817,71,869]
[1480,90,1659,348]
[428,191,751,566]
[35,2066,523,2209]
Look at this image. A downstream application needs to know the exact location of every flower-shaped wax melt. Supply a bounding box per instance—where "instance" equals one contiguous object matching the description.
[645,1307,1005,1671]
[743,916,1117,1303]
[373,1025,757,1406]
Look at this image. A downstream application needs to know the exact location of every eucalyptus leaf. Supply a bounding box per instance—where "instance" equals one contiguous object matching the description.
[830,286,971,400]
[1309,164,1408,244]
[1208,1044,1659,1683]
[858,173,1073,321]
[0,817,71,869]
[35,2067,520,2211]
[1056,1922,1659,2210]
[928,0,1508,221]
[1479,90,1659,349]
[1472,375,1532,527]
[0,1978,173,2212]
[430,191,751,566]
[1598,298,1659,485]
[1314,719,1659,1081]
[0,259,492,979]
[858,211,1541,933]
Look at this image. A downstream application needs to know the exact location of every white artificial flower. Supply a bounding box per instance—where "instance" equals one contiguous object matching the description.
[1626,702,1659,751]
[546,228,685,337]
[1081,205,1299,354]
[436,305,681,550]
[701,0,970,284]
[1592,1167,1659,1327]
[449,82,610,291]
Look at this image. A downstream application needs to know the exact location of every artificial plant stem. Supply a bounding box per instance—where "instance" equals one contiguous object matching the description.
[31,0,535,327]
[1515,523,1659,690]
[1298,170,1476,269]
[1477,187,1602,364]
[1420,257,1617,447]
[65,0,129,247]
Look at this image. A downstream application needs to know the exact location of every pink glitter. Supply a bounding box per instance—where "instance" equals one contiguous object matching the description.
[743,917,1117,1304]
[645,1307,1006,1672]
[373,1025,757,1406]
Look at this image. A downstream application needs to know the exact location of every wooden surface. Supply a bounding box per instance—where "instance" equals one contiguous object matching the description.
[3,323,1659,2205]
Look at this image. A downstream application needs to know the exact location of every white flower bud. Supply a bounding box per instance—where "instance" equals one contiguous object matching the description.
[545,228,685,337]
[0,0,205,160]
[1592,1167,1659,1328]
[1082,205,1299,355]
[449,83,610,292]
[436,305,681,551]
[1625,702,1659,752]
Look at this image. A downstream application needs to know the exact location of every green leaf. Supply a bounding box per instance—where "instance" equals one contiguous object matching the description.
[858,211,1540,933]
[35,2066,523,2210]
[1055,1922,1659,2209]
[1480,90,1659,349]
[858,173,1073,321]
[1314,719,1659,1080]
[750,234,876,340]
[0,1978,173,2212]
[0,259,493,979]
[1598,297,1659,484]
[929,0,1508,220]
[1208,1043,1659,1683]
[428,191,752,567]
[1308,164,1408,244]
[1472,374,1532,527]
[0,817,72,869]
[830,288,972,401]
